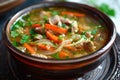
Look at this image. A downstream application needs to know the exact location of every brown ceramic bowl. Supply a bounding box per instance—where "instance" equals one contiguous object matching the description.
[2,1,116,80]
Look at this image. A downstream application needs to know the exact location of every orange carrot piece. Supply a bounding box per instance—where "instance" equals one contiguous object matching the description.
[38,44,54,51]
[32,24,41,28]
[46,31,61,43]
[45,24,67,34]
[59,51,70,59]
[23,43,36,54]
[61,11,85,17]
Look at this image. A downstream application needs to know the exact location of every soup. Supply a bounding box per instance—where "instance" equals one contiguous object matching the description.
[9,7,108,59]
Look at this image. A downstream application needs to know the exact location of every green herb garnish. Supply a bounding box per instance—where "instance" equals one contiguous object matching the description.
[22,14,30,21]
[11,20,25,30]
[51,11,60,16]
[52,53,60,59]
[91,29,97,35]
[61,23,67,28]
[43,15,48,23]
[58,35,64,40]
[97,3,115,16]
[84,0,115,16]
[12,40,18,46]
[11,31,19,37]
[20,34,30,44]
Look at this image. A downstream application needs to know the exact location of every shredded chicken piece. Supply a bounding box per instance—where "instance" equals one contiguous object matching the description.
[49,15,72,26]
[49,15,79,33]
[60,17,72,24]
[71,21,78,33]
[49,15,62,25]
[83,41,96,52]
[34,27,45,34]
[94,33,103,41]
[85,32,93,38]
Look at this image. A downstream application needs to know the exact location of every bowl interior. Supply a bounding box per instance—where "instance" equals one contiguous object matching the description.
[4,1,116,63]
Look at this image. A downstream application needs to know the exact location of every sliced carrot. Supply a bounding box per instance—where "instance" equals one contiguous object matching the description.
[23,43,36,54]
[38,44,54,51]
[59,51,71,59]
[46,31,61,43]
[45,24,67,34]
[32,24,41,28]
[61,11,85,17]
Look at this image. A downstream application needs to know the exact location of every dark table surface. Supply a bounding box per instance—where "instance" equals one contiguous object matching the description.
[0,0,120,80]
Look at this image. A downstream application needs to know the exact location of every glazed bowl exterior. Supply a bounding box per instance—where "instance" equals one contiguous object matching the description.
[2,1,116,80]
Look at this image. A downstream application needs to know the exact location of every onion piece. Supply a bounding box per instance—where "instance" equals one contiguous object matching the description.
[35,39,55,47]
[42,38,65,55]
[41,38,73,55]
[31,53,48,59]
[65,37,87,47]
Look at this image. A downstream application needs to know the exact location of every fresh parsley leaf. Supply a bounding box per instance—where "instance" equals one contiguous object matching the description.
[85,0,115,16]
[63,15,68,18]
[51,11,60,16]
[96,25,102,28]
[22,14,30,21]
[27,21,32,26]
[30,28,37,38]
[30,28,36,35]
[42,34,46,38]
[61,23,67,28]
[12,40,18,46]
[17,20,25,27]
[91,37,94,41]
[22,14,33,26]
[20,34,30,44]
[97,3,115,16]
[11,31,19,37]
[43,15,48,23]
[52,53,60,59]
[11,23,20,30]
[11,20,26,31]
[81,32,86,35]
[91,29,97,35]
[58,35,64,40]
[81,35,87,39]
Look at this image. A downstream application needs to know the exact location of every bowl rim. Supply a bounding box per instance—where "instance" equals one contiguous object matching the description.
[2,1,117,64]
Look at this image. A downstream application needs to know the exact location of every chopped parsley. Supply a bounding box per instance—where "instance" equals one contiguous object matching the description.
[52,53,60,59]
[11,31,19,37]
[51,11,60,16]
[91,28,97,35]
[20,34,30,44]
[84,0,116,16]
[97,3,115,16]
[58,35,64,40]
[12,40,18,47]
